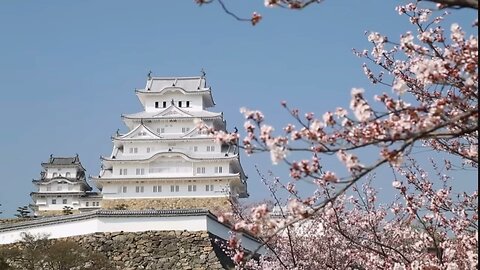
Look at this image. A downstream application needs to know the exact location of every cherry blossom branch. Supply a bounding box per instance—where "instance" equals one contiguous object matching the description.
[429,0,479,9]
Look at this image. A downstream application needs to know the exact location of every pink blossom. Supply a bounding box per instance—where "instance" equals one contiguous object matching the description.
[392,77,409,95]
[350,88,372,122]
[392,181,402,189]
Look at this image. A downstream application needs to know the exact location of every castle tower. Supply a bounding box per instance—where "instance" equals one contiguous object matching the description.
[92,75,248,211]
[31,155,102,216]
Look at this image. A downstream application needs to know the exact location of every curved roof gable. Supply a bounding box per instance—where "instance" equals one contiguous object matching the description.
[153,105,194,118]
[102,151,237,163]
[122,106,222,120]
[116,122,161,140]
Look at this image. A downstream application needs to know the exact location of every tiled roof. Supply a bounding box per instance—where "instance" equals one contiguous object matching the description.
[122,109,221,119]
[101,151,239,162]
[146,77,206,92]
[41,155,85,170]
[33,176,87,183]
[30,191,87,196]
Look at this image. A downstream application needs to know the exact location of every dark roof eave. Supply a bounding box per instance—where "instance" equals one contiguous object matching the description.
[101,151,238,162]
[121,115,222,120]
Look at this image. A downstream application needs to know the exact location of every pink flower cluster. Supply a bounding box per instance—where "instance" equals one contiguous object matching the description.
[213,2,477,268]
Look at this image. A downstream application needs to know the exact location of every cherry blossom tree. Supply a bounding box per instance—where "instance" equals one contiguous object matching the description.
[197,1,478,269]
[194,0,478,25]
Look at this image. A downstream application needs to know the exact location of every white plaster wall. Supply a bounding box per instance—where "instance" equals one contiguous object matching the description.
[37,195,79,211]
[111,157,230,179]
[143,93,203,112]
[34,196,101,213]
[46,168,78,178]
[147,119,195,135]
[38,182,82,192]
[0,218,99,244]
[148,120,199,137]
[0,215,208,245]
[79,198,102,208]
[100,181,229,199]
[120,139,220,158]
[96,216,206,232]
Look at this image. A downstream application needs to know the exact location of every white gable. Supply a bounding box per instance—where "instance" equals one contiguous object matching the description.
[119,124,160,140]
[154,106,193,118]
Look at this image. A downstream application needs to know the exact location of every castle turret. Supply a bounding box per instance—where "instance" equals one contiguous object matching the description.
[31,155,101,216]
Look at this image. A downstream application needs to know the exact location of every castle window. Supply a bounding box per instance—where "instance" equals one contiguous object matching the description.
[186,101,190,107]
[134,147,138,154]
[135,186,144,193]
[196,167,206,174]
[170,185,179,192]
[206,185,214,192]
[135,168,145,175]
[207,146,215,152]
[193,146,198,152]
[155,101,159,108]
[52,199,57,205]
[188,185,197,192]
[66,172,71,177]
[182,127,190,133]
[153,185,162,192]
[163,101,167,108]
[147,147,151,153]
[62,199,67,204]
[86,202,89,207]
[122,186,128,193]
[119,168,127,175]
[178,101,182,107]
[214,166,223,174]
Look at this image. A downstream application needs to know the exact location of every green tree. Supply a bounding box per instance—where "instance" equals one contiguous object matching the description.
[14,206,31,219]
[0,233,112,270]
[62,206,73,215]
[113,203,128,210]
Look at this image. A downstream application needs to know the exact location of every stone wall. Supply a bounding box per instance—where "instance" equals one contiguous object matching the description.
[0,219,27,225]
[4,231,234,270]
[101,198,231,213]
[36,210,80,216]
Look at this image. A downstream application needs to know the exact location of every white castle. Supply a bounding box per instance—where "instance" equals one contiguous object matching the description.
[30,74,248,215]
[30,155,101,215]
[0,74,263,255]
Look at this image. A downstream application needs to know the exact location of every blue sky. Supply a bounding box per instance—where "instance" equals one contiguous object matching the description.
[0,1,477,217]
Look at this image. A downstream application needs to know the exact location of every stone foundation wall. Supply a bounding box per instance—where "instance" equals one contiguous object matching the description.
[0,219,28,225]
[101,197,231,213]
[3,231,233,270]
[36,210,81,217]
[30,197,232,218]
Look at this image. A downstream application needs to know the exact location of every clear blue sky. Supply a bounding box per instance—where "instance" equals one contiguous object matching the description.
[0,1,476,217]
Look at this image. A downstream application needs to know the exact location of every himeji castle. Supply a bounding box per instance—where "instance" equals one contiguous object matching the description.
[0,74,264,261]
[91,74,248,211]
[30,155,102,216]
